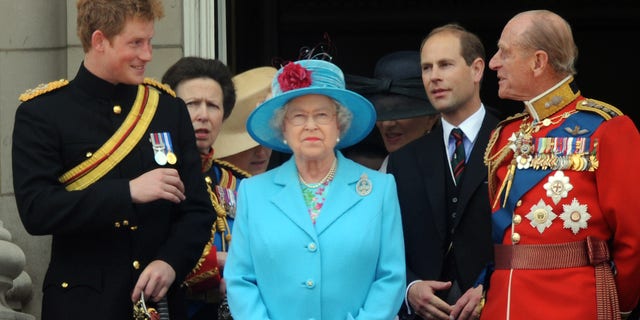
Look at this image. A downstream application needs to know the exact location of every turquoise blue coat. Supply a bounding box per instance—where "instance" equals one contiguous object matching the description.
[226,151,406,320]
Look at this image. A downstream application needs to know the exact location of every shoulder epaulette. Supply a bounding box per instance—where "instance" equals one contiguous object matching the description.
[19,79,69,102]
[143,77,176,97]
[576,98,623,120]
[213,159,251,179]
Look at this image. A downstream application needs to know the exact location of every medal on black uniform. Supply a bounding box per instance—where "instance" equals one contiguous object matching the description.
[149,133,167,165]
[162,132,177,165]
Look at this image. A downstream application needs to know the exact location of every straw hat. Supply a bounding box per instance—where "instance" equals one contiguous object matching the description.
[247,59,376,153]
[213,66,277,158]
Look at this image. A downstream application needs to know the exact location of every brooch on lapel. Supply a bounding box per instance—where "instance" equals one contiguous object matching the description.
[356,173,372,196]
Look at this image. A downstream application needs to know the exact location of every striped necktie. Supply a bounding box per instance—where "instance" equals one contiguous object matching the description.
[450,128,465,184]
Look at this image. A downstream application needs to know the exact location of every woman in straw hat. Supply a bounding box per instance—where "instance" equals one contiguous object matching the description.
[162,56,239,320]
[213,67,276,176]
[225,59,406,319]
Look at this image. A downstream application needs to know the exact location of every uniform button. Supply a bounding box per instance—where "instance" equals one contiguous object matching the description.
[113,105,122,114]
[511,233,521,244]
[123,220,129,226]
[516,200,523,207]
[130,226,138,231]
[133,261,140,269]
[306,280,315,288]
[513,214,522,225]
[451,212,457,219]
[114,222,121,228]
[85,151,93,158]
[61,282,69,288]
[452,197,458,204]
[308,243,317,252]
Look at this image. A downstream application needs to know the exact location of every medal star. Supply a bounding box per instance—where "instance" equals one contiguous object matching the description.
[543,171,573,204]
[516,155,532,169]
[526,199,557,234]
[560,198,591,234]
[508,133,518,151]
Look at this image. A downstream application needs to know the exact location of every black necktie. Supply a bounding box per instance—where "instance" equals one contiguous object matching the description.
[450,128,465,184]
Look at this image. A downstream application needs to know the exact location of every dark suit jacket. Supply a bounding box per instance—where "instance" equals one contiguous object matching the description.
[387,110,498,309]
[12,64,214,320]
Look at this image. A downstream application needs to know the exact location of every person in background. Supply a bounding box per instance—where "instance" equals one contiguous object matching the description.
[213,66,277,176]
[161,56,236,320]
[482,9,640,320]
[387,24,498,320]
[225,59,406,319]
[347,50,439,172]
[11,1,214,319]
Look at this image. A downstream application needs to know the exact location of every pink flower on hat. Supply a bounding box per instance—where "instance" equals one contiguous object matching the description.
[278,62,313,92]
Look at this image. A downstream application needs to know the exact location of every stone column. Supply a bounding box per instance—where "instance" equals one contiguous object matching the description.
[0,220,33,320]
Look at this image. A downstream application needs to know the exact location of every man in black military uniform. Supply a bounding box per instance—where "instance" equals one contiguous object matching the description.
[11,1,213,319]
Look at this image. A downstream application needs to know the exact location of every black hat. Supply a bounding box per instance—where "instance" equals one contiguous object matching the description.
[346,50,437,121]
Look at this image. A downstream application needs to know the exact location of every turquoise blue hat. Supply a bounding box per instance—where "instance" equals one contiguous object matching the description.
[246,59,376,153]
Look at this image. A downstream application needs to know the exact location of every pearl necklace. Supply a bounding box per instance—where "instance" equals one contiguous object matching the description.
[299,158,337,188]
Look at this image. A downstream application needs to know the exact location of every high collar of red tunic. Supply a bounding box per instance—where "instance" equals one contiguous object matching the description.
[200,148,215,173]
[524,75,581,122]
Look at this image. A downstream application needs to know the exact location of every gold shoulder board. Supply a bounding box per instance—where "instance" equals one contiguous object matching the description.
[143,78,176,97]
[576,98,623,120]
[19,79,69,102]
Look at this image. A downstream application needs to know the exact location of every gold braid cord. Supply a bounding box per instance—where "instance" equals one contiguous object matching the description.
[484,112,527,200]
[187,160,251,280]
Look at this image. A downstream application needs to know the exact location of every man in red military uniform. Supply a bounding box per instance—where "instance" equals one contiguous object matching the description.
[481,9,640,320]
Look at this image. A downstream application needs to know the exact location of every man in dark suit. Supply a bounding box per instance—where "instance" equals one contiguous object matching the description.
[11,1,213,319]
[387,24,497,320]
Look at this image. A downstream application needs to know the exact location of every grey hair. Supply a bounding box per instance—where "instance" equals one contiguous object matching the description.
[515,10,578,76]
[270,98,353,140]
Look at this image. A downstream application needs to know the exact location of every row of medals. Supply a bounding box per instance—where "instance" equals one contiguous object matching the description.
[512,122,598,172]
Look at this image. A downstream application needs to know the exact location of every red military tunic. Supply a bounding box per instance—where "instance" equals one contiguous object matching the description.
[481,76,640,319]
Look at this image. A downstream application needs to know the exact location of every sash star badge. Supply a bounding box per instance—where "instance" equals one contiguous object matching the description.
[526,199,557,233]
[543,171,573,204]
[560,198,591,234]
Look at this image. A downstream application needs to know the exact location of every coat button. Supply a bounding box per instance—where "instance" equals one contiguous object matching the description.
[114,222,121,228]
[61,282,69,288]
[133,261,140,269]
[85,151,93,158]
[511,233,521,244]
[113,105,122,114]
[513,214,522,225]
[306,280,315,288]
[123,220,129,226]
[308,243,317,252]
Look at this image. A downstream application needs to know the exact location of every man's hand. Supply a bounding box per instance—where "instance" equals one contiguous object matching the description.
[130,168,185,204]
[450,285,483,320]
[131,260,176,303]
[408,280,453,320]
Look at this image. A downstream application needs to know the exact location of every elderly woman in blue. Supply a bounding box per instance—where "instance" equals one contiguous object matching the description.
[225,59,406,320]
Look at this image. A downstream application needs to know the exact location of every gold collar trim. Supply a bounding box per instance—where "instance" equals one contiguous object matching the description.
[524,76,580,121]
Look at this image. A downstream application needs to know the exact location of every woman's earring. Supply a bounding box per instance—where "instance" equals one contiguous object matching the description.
[336,137,340,143]
[283,139,288,144]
